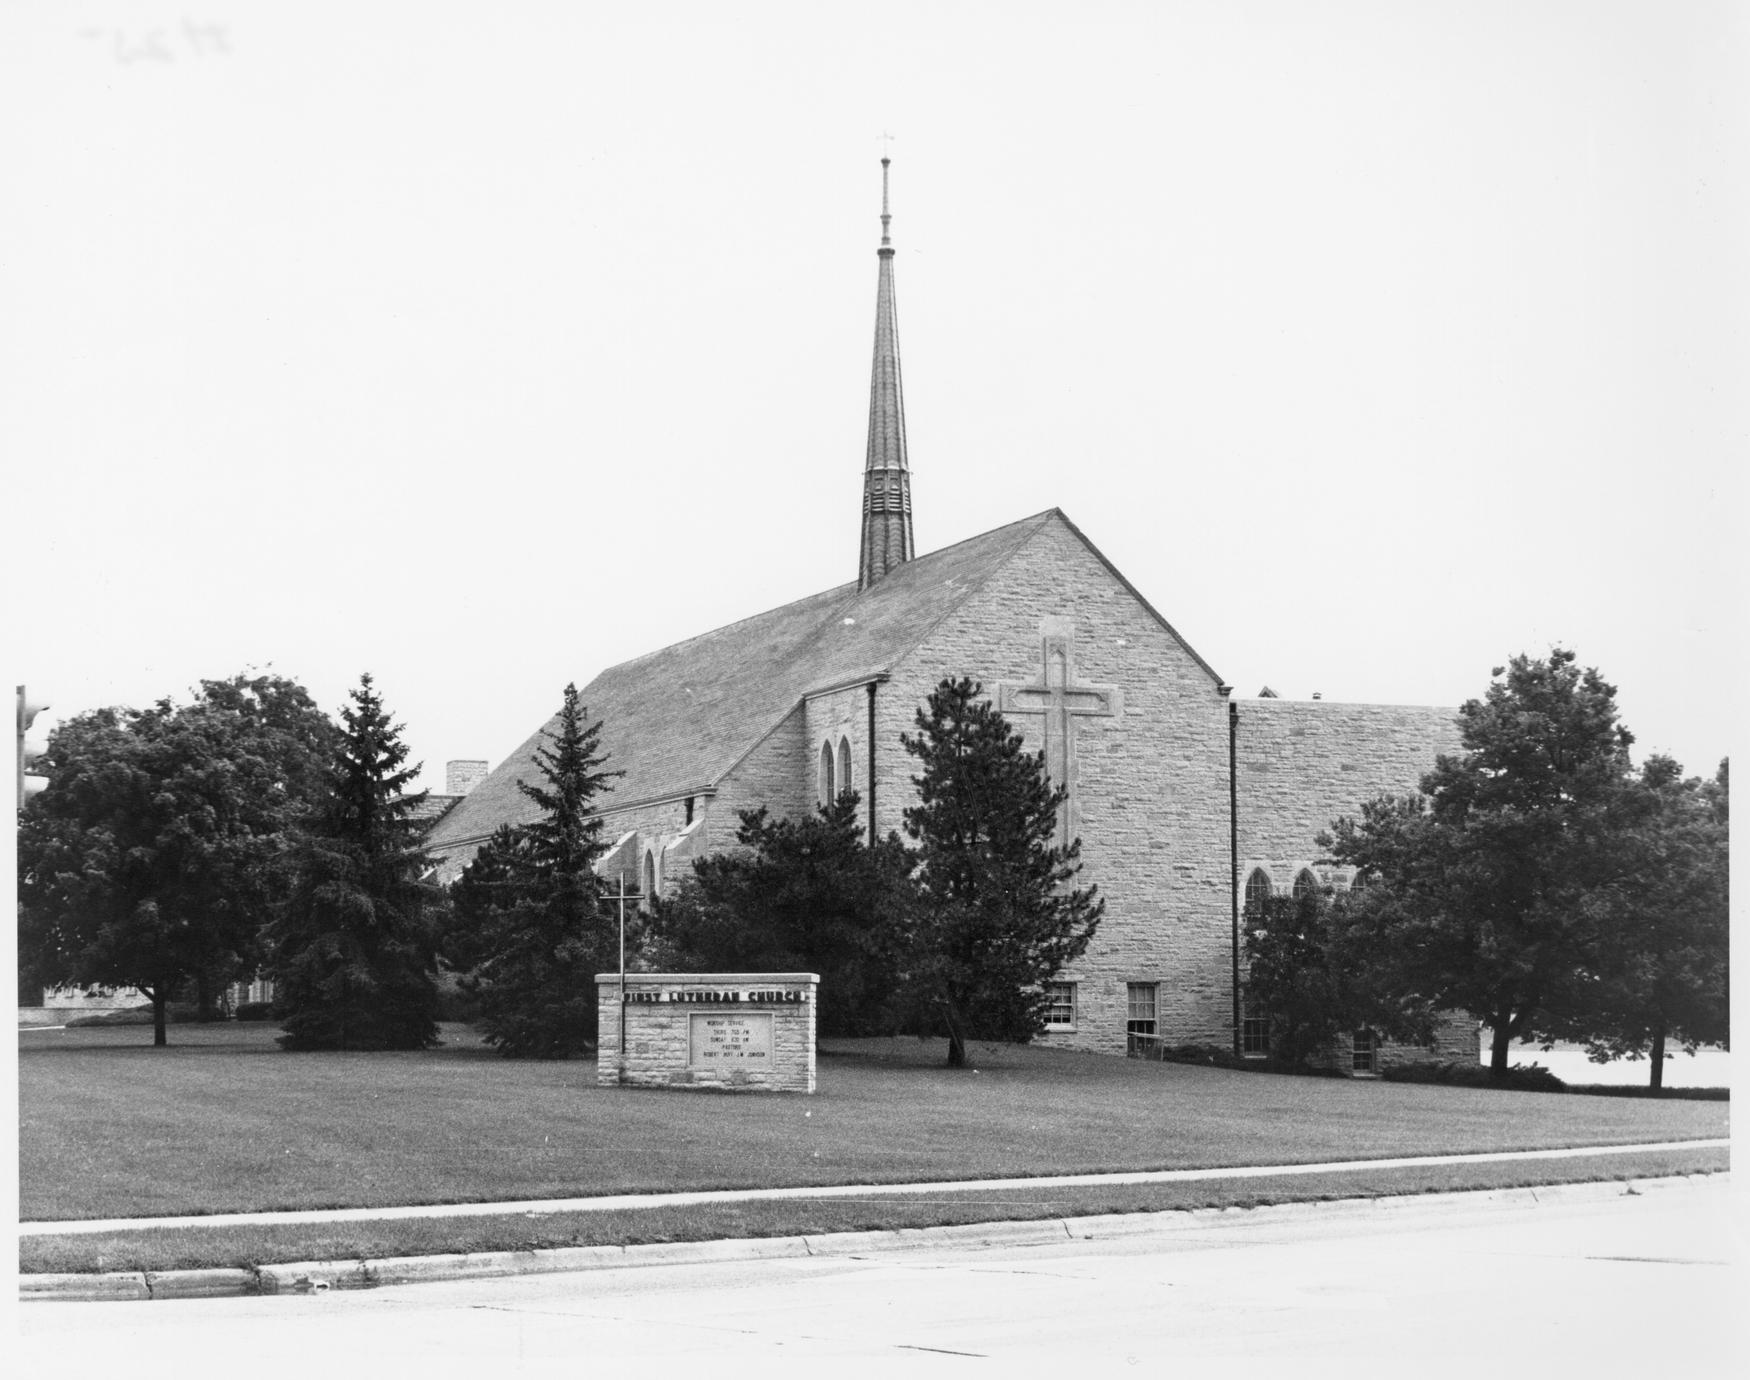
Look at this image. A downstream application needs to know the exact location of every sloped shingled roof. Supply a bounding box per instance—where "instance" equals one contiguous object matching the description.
[425,511,1059,853]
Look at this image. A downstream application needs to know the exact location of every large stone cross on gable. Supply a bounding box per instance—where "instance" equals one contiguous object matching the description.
[999,618,1122,850]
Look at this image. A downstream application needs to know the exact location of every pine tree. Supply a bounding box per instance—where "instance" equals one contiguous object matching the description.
[451,684,620,1058]
[899,677,1103,1068]
[272,674,442,1051]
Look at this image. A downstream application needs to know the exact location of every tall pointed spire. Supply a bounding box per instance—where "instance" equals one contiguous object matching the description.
[859,154,914,590]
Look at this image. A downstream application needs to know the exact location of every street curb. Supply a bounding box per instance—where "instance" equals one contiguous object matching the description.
[19,1172,1722,1302]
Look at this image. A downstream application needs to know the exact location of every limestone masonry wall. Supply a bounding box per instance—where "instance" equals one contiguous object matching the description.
[596,972,819,1092]
[714,705,812,847]
[804,684,871,832]
[886,515,1234,1054]
[1235,699,1461,864]
[590,796,700,898]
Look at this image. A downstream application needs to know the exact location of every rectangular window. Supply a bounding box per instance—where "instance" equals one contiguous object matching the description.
[1242,1016,1270,1056]
[1352,1028,1376,1072]
[1126,983,1157,1036]
[1045,982,1076,1031]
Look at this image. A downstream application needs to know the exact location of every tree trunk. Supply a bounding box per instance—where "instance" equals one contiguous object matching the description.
[1649,1022,1667,1091]
[943,1001,967,1068]
[1488,1021,1513,1080]
[152,987,168,1048]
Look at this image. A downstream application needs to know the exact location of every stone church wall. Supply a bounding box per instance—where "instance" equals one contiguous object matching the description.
[803,685,870,829]
[590,796,699,896]
[712,704,813,849]
[1234,699,1460,864]
[1235,697,1475,1071]
[881,515,1236,1054]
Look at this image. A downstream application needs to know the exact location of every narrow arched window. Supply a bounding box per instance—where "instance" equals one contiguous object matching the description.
[837,736,853,797]
[818,741,835,805]
[642,850,657,905]
[1244,869,1272,916]
[1293,868,1317,898]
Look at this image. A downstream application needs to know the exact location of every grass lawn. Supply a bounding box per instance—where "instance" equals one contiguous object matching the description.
[22,1023,1727,1225]
[22,1148,1725,1275]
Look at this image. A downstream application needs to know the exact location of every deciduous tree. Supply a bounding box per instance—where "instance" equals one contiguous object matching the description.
[1243,887,1437,1070]
[1323,649,1639,1079]
[18,674,337,1046]
[1553,756,1729,1086]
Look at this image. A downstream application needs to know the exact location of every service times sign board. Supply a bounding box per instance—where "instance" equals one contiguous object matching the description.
[689,1012,774,1069]
[596,972,818,1093]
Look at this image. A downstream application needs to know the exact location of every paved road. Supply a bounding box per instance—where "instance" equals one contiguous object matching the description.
[18,1177,1743,1375]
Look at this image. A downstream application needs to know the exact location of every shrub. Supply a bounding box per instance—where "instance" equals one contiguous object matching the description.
[1147,1044,1346,1077]
[1381,1060,1568,1092]
[232,1002,274,1022]
[67,1002,202,1028]
[1565,1084,1728,1101]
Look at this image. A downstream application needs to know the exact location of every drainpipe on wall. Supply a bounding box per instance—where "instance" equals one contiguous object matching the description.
[1225,688,1241,1059]
[866,680,878,847]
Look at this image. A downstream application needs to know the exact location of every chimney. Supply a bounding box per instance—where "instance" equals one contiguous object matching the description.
[446,760,489,795]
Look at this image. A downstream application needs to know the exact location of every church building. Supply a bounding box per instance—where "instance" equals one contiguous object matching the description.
[425,160,1475,1070]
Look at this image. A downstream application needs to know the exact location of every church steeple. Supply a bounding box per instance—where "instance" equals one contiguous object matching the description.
[859,155,914,590]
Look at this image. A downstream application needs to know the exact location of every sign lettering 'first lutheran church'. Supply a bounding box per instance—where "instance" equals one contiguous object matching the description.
[426,160,1475,1070]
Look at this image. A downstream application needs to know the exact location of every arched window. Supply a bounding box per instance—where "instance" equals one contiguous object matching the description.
[1292,868,1317,898]
[818,741,835,805]
[642,850,657,905]
[837,737,853,796]
[1244,869,1272,916]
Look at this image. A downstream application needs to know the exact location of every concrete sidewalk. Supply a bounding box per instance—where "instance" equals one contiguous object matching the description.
[20,1167,1728,1303]
[18,1140,1727,1302]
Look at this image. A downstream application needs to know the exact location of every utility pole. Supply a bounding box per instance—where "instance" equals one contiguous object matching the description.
[17,685,51,806]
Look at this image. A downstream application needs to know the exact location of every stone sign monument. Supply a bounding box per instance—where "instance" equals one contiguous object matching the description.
[596,972,819,1092]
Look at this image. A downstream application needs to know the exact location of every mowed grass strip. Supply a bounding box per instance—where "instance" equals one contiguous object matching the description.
[21,1024,1728,1224]
[20,1149,1726,1276]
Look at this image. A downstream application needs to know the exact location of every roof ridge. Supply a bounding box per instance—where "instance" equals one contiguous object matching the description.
[705,511,1059,789]
[589,510,1059,683]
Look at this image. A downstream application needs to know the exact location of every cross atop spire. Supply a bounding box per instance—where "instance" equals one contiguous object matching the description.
[859,152,913,590]
[880,156,892,248]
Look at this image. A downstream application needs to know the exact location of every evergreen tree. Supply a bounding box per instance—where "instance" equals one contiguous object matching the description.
[273,674,442,1051]
[650,793,915,1036]
[449,684,620,1058]
[899,677,1103,1068]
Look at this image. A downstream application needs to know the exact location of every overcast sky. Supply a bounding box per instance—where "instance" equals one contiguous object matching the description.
[6,0,1745,794]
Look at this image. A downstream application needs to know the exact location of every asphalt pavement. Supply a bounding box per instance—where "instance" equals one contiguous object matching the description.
[16,1172,1743,1376]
